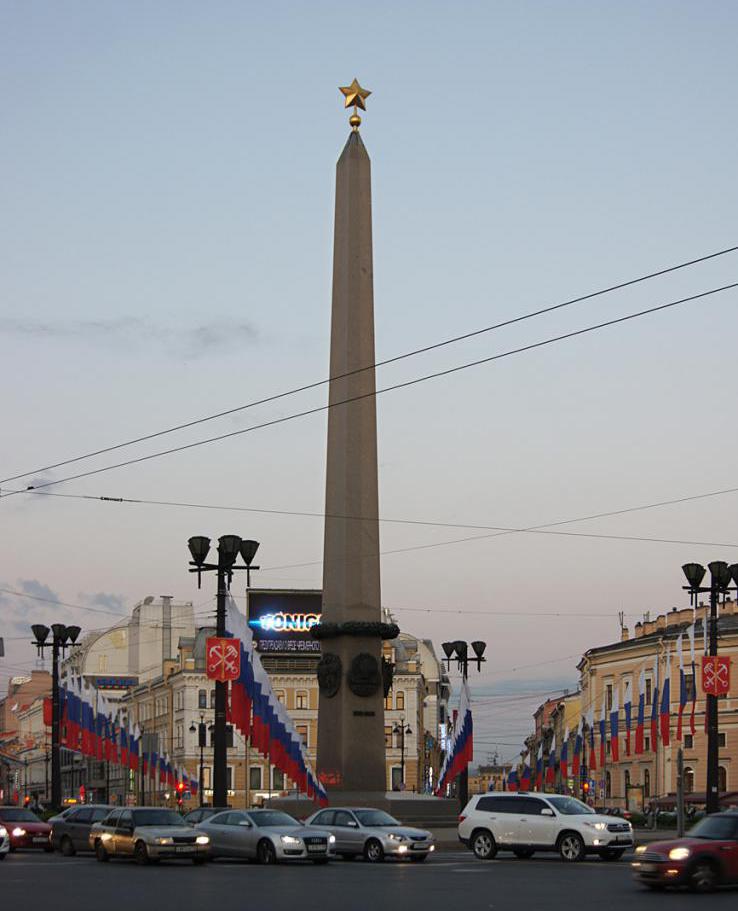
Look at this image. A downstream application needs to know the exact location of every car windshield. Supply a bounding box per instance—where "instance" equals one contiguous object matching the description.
[249,811,299,828]
[354,810,400,827]
[545,797,594,816]
[131,810,187,827]
[0,808,40,822]
[689,816,738,841]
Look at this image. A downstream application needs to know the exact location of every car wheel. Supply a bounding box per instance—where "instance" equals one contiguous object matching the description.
[134,840,151,866]
[513,848,535,859]
[257,839,277,865]
[364,838,385,863]
[558,832,585,862]
[688,860,719,893]
[95,841,110,863]
[598,848,625,861]
[60,836,75,857]
[471,830,497,860]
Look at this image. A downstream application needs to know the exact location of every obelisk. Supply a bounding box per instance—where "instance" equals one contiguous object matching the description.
[316,80,391,797]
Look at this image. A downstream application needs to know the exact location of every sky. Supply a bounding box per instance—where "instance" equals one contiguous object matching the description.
[2,1,738,762]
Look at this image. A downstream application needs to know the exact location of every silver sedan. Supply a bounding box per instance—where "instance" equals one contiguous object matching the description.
[197,809,336,864]
[304,807,435,862]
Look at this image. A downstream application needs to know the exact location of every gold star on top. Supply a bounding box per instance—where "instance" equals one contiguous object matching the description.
[339,78,371,111]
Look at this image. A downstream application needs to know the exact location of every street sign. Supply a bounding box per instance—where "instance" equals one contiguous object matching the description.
[701,656,731,696]
[206,637,241,682]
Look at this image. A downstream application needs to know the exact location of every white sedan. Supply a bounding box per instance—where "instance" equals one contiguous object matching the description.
[197,809,336,864]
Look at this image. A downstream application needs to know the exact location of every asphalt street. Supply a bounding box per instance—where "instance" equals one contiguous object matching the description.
[3,851,738,910]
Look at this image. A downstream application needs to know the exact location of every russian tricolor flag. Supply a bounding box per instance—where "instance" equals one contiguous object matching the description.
[560,728,569,781]
[635,667,646,755]
[520,754,532,792]
[572,723,582,778]
[534,743,543,791]
[650,657,659,751]
[609,687,620,762]
[435,678,473,798]
[545,733,556,787]
[599,695,607,769]
[659,649,671,747]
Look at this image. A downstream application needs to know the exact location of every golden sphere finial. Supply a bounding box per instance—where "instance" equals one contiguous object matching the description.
[349,112,362,131]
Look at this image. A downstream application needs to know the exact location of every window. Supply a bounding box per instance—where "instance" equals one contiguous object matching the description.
[477,796,520,814]
[275,690,286,705]
[718,766,727,792]
[643,768,650,798]
[98,655,108,673]
[606,685,613,711]
[685,674,696,701]
[202,766,212,789]
[226,767,233,791]
[718,733,726,749]
[210,689,215,709]
[517,797,548,815]
[685,734,694,749]
[395,691,405,711]
[249,767,262,790]
[684,767,695,794]
[295,691,308,710]
[198,690,207,709]
[384,726,392,747]
[384,693,392,711]
[312,810,335,826]
[390,766,403,790]
[176,723,184,750]
[645,679,652,705]
[624,770,630,795]
[606,739,611,756]
[644,735,651,752]
[605,771,611,799]
[272,768,285,790]
[209,725,234,748]
[296,724,309,746]
[333,810,355,827]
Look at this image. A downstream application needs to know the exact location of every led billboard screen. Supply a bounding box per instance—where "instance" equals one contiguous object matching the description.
[246,589,322,654]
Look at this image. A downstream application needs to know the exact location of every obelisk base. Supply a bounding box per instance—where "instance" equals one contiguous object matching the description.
[266,792,460,827]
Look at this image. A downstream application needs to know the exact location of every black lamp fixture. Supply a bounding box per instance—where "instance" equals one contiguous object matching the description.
[680,557,738,815]
[186,533,260,808]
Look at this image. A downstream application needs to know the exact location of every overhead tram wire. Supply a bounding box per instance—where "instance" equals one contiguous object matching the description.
[2,244,737,487]
[2,281,737,500]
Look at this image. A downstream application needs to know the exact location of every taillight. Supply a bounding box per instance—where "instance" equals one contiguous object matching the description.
[458,815,466,823]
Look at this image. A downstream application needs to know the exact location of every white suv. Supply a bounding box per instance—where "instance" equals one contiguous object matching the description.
[458,793,633,862]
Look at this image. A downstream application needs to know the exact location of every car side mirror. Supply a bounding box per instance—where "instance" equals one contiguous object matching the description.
[541,808,555,817]
[238,820,252,827]
[348,821,359,828]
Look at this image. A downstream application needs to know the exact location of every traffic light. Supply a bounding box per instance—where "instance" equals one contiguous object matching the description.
[582,781,590,795]
[176,780,184,807]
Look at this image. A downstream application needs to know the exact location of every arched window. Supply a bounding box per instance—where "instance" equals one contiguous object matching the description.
[605,771,611,799]
[395,691,405,711]
[643,768,650,798]
[718,766,727,793]
[684,767,695,795]
[384,693,392,711]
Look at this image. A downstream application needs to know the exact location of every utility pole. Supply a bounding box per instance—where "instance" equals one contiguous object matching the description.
[676,747,685,837]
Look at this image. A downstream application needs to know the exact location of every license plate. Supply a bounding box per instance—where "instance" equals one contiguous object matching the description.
[33,837,48,844]
[175,846,194,853]
[640,863,656,872]
[307,845,325,853]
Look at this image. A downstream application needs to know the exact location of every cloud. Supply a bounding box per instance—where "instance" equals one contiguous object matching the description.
[79,591,127,612]
[1,317,259,358]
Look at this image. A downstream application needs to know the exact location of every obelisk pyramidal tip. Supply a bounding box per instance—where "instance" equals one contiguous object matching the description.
[317,81,393,799]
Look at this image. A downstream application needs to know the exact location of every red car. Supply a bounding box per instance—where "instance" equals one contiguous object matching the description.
[0,807,52,852]
[632,811,738,892]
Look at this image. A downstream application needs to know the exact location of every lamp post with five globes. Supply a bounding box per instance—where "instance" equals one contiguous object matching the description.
[31,623,82,810]
[441,640,486,809]
[681,561,738,815]
[187,535,260,807]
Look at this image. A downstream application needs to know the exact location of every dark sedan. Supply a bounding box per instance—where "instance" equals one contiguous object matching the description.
[51,804,112,855]
[183,807,229,826]
[0,807,52,851]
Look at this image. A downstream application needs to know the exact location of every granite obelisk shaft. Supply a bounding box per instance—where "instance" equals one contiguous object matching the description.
[317,130,386,795]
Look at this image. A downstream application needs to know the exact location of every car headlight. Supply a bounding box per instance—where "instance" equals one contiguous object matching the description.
[668,847,690,861]
[0,827,7,838]
[584,822,607,831]
[635,845,647,855]
[328,835,336,844]
[280,835,301,846]
[156,837,174,845]
[387,833,407,842]
[12,827,26,837]
[196,835,210,845]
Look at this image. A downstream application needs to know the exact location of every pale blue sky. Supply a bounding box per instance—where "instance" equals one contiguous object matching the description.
[2,1,738,758]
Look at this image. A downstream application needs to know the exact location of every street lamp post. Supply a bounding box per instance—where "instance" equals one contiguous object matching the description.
[187,535,260,808]
[441,640,486,809]
[681,561,738,815]
[30,623,82,810]
[392,718,412,788]
[189,714,207,809]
